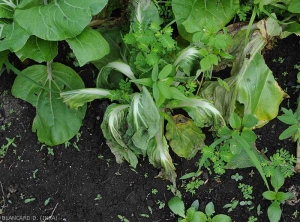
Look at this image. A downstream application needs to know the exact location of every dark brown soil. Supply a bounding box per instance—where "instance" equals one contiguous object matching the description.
[0,35,299,222]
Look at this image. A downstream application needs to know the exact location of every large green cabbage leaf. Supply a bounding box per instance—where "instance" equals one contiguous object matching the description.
[147,120,177,188]
[12,63,86,146]
[172,0,240,41]
[14,0,108,41]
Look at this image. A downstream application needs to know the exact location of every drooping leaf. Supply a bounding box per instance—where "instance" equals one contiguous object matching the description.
[201,30,287,128]
[126,87,160,155]
[96,60,137,89]
[167,97,225,130]
[236,51,286,127]
[60,88,111,109]
[129,0,162,27]
[12,63,86,146]
[66,27,110,66]
[15,36,58,62]
[257,15,282,39]
[173,46,199,75]
[100,103,139,168]
[165,114,205,159]
[147,121,177,187]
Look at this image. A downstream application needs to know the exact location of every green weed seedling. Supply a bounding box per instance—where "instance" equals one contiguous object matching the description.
[238,183,253,200]
[156,200,165,209]
[151,188,158,195]
[292,210,299,219]
[247,216,258,222]
[47,147,54,156]
[44,198,50,206]
[181,178,204,195]
[168,197,231,222]
[118,215,129,222]
[140,213,150,218]
[278,57,285,63]
[0,137,16,158]
[24,198,35,203]
[236,2,252,21]
[94,194,102,201]
[231,173,243,181]
[262,168,294,222]
[261,148,296,178]
[32,169,39,179]
[277,98,300,172]
[223,200,239,212]
[239,200,252,206]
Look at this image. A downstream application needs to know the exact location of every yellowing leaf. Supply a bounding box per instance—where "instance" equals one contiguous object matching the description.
[165,114,205,159]
[201,29,288,128]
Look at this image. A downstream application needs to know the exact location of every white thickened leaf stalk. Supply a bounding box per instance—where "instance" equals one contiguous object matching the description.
[60,88,111,109]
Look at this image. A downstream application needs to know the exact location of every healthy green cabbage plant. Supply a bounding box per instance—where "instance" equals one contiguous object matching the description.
[0,0,110,145]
